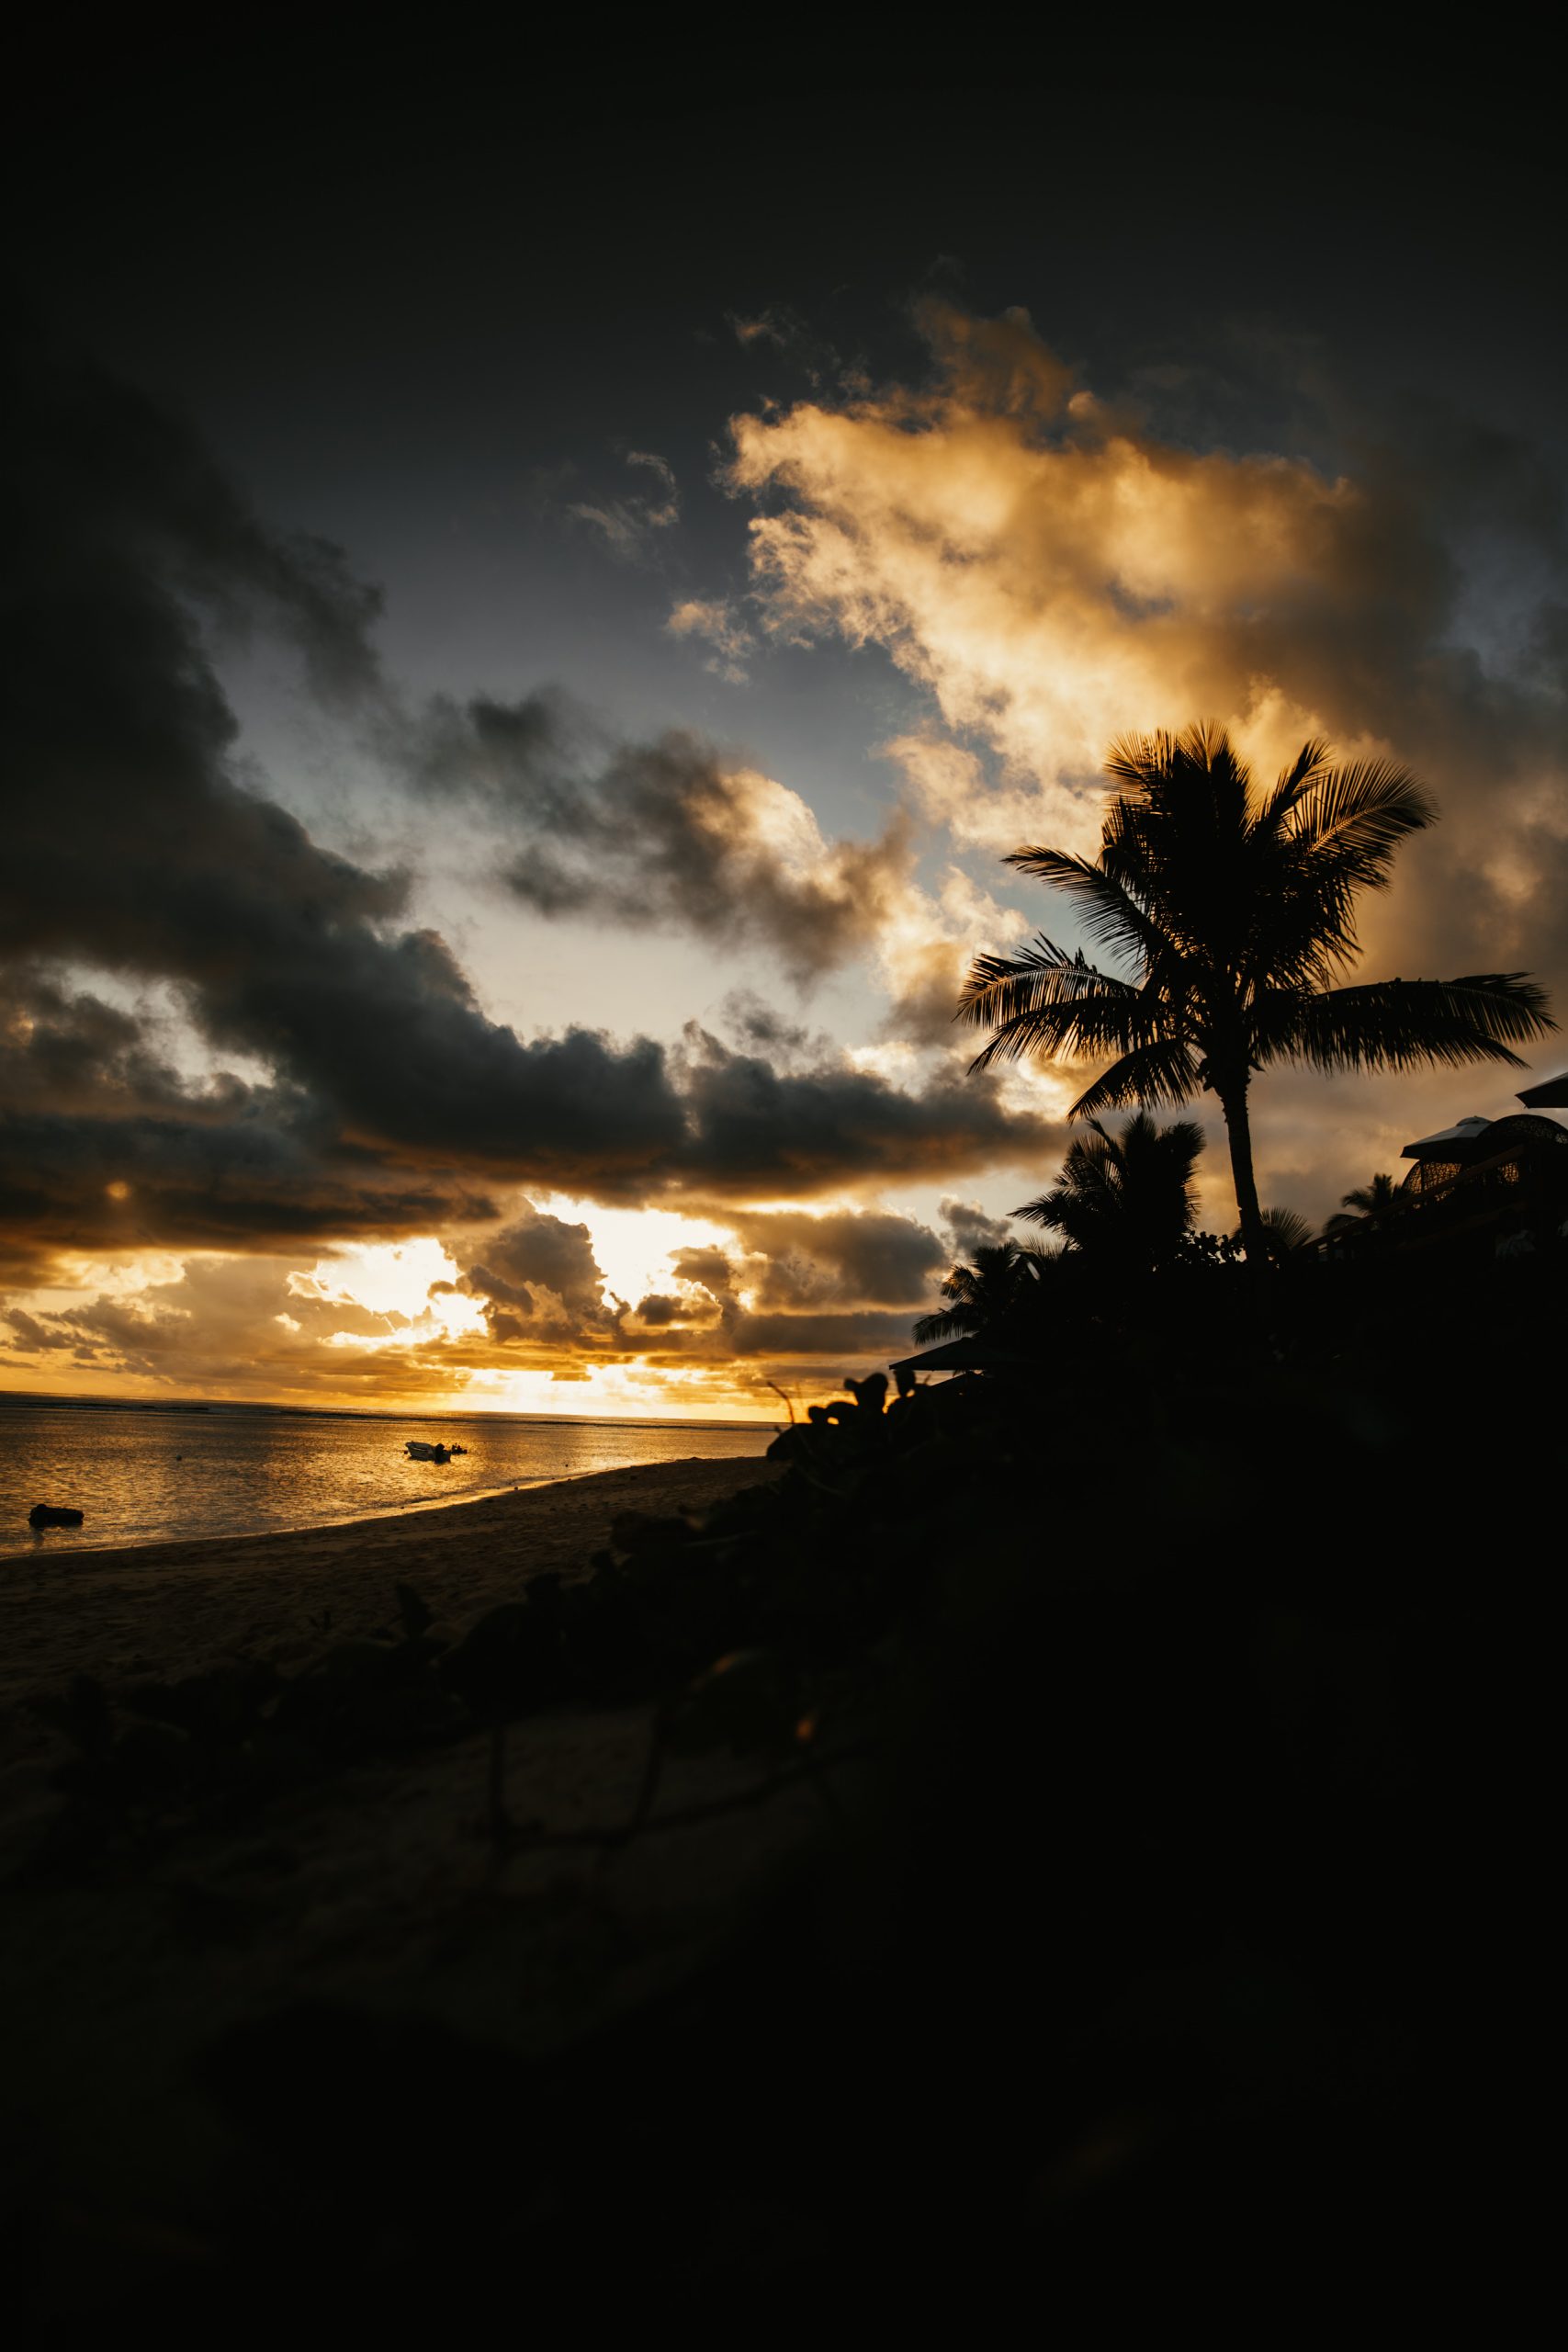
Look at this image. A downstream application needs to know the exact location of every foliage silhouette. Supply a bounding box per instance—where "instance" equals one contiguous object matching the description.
[958,724,1554,1270]
[1014,1108,1202,1273]
[1257,1204,1314,1260]
[1323,1170,1403,1235]
[11,1243,1564,2322]
[912,1239,1047,1345]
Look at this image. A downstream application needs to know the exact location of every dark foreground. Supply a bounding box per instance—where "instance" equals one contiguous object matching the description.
[2,1252,1556,2324]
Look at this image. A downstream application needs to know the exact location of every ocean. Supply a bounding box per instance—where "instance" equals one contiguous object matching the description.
[0,1396,778,1560]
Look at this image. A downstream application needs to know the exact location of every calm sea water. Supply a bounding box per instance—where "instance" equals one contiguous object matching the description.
[0,1398,777,1561]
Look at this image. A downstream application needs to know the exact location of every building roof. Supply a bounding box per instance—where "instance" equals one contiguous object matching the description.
[1517,1070,1568,1109]
[1400,1114,1494,1160]
[889,1333,1041,1376]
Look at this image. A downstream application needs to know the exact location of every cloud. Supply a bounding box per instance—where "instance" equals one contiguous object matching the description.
[446,1202,624,1349]
[871,863,1031,1047]
[666,595,756,682]
[402,698,1037,1047]
[727,1307,924,1359]
[0,975,506,1283]
[0,341,721,1274]
[568,449,679,561]
[938,1194,1013,1262]
[618,1204,951,1376]
[705,1207,943,1310]
[725,298,1568,1186]
[728,302,1567,933]
[407,697,919,988]
[655,1024,1063,1203]
[630,1292,688,1329]
[0,1253,460,1402]
[714,992,820,1061]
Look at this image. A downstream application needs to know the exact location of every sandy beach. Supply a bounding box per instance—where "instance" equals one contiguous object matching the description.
[0,1453,781,1724]
[2,1448,861,2290]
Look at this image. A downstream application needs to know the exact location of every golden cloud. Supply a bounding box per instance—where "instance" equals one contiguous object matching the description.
[727,299,1568,1194]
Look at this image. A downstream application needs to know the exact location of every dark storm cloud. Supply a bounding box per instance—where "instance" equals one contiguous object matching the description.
[407,696,915,987]
[716,993,820,1061]
[2,976,221,1120]
[0,336,1071,1299]
[716,1208,943,1309]
[2,1307,74,1352]
[627,1210,944,1369]
[0,1100,500,1283]
[728,1308,924,1359]
[0,975,503,1280]
[447,1203,622,1348]
[668,1246,733,1295]
[0,341,692,1226]
[655,1027,1061,1202]
[630,1293,689,1329]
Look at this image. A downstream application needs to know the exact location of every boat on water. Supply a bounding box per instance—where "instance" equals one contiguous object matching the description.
[404,1440,451,1464]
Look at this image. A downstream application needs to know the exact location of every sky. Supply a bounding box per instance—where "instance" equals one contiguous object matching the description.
[4,67,1564,1417]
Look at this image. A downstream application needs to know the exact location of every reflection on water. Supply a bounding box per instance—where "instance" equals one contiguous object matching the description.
[0,1400,776,1560]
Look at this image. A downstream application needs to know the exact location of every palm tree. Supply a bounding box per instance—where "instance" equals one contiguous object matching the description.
[1323,1171,1402,1237]
[1255,1205,1314,1261]
[1014,1109,1202,1274]
[913,1239,1045,1346]
[958,725,1554,1270]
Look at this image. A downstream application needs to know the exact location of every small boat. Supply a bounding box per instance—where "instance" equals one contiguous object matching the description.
[404,1441,451,1464]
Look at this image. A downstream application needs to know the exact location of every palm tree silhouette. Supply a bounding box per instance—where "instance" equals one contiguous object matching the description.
[1014,1109,1202,1274]
[1323,1170,1402,1236]
[1255,1204,1314,1261]
[913,1240,1045,1346]
[959,726,1554,1269]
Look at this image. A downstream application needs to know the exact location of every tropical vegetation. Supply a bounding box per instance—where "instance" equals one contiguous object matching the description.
[958,725,1555,1269]
[1013,1108,1202,1274]
[912,1238,1045,1345]
[1323,1170,1403,1236]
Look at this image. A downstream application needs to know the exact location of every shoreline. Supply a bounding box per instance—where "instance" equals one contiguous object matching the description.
[0,1453,783,1725]
[0,1470,558,1570]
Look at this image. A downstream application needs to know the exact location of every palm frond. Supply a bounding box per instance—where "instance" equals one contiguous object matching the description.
[1102,728,1177,798]
[1261,1204,1314,1253]
[1288,758,1437,876]
[967,995,1158,1072]
[953,723,1554,1266]
[1001,848,1169,973]
[1252,1204,1314,1261]
[1067,1041,1202,1116]
[960,938,1152,1073]
[1271,972,1555,1076]
[957,936,1136,1024]
[1338,1172,1401,1216]
[1256,737,1334,831]
[1013,1106,1204,1267]
[911,1308,970,1345]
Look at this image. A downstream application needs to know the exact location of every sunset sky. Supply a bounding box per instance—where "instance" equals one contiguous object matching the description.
[5,73,1563,1417]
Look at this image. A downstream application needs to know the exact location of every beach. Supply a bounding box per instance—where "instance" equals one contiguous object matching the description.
[2,1450,856,2291]
[0,1453,781,1724]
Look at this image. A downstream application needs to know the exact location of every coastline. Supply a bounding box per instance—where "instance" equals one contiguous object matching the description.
[0,1441,838,2267]
[0,1472,553,1567]
[0,1453,782,1724]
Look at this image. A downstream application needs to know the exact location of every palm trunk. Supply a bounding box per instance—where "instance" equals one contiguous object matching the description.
[1217,1080,1269,1274]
